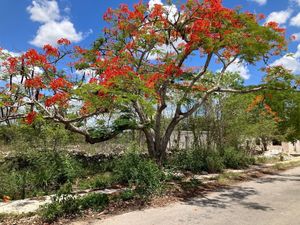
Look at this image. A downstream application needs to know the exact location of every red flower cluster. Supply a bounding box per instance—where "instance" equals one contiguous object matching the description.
[24,49,46,65]
[25,111,37,124]
[257,13,266,20]
[2,195,11,203]
[145,73,161,88]
[45,92,69,107]
[164,65,183,77]
[57,38,71,45]
[150,4,163,19]
[99,57,135,87]
[89,77,99,84]
[80,101,92,115]
[265,21,285,33]
[7,57,18,74]
[128,3,144,21]
[49,77,73,90]
[192,85,208,92]
[291,35,297,41]
[247,95,264,112]
[74,46,88,54]
[23,49,55,72]
[103,7,113,21]
[104,3,144,22]
[43,44,59,57]
[25,76,45,89]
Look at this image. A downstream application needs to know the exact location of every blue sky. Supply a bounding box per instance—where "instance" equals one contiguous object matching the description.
[1,0,300,85]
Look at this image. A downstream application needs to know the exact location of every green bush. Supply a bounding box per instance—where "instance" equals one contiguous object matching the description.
[0,149,82,200]
[78,173,113,190]
[170,147,256,173]
[40,192,109,223]
[119,189,136,201]
[79,193,109,211]
[170,148,224,173]
[113,149,165,197]
[206,151,225,173]
[223,147,255,169]
[40,194,81,223]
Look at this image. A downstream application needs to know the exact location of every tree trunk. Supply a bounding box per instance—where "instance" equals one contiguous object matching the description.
[144,137,167,165]
[261,137,268,152]
[143,120,179,165]
[143,136,168,165]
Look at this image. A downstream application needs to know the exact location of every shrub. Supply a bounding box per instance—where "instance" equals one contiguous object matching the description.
[169,147,224,173]
[77,173,113,190]
[170,147,256,173]
[206,151,225,173]
[79,193,109,211]
[119,189,136,201]
[40,192,109,223]
[223,148,255,169]
[0,149,82,200]
[113,149,165,197]
[40,194,81,223]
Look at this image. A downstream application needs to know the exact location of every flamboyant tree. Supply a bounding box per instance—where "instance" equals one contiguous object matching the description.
[0,0,299,163]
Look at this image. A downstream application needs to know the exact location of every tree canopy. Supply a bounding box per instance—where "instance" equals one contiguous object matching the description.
[0,0,299,162]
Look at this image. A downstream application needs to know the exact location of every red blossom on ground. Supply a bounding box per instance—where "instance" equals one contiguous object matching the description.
[2,195,11,203]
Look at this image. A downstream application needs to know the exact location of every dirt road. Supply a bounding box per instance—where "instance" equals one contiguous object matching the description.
[72,167,300,225]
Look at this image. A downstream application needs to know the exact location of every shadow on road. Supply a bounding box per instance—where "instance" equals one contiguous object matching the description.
[256,174,300,184]
[185,185,273,211]
[176,170,300,214]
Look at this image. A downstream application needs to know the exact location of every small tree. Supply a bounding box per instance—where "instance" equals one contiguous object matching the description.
[0,0,298,164]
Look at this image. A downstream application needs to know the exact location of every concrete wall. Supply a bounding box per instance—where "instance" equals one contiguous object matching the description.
[167,130,300,156]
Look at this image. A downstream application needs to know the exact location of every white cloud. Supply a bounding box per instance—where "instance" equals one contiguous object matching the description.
[30,20,83,47]
[265,9,293,25]
[145,0,181,60]
[290,12,300,27]
[1,50,20,57]
[27,0,83,47]
[271,44,300,73]
[250,0,267,5]
[290,0,300,6]
[76,68,96,77]
[147,38,185,60]
[27,0,60,23]
[226,60,251,80]
[148,0,163,9]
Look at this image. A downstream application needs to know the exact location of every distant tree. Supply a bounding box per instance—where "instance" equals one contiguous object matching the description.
[263,90,300,142]
[187,78,282,152]
[242,94,281,152]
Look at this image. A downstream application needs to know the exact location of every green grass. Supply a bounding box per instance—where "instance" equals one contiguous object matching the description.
[272,160,300,171]
[217,172,244,185]
[75,172,114,190]
[255,156,281,165]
